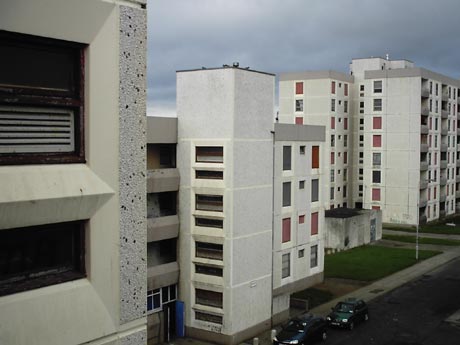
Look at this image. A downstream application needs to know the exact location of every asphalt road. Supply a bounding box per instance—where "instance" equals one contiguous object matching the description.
[324,258,460,345]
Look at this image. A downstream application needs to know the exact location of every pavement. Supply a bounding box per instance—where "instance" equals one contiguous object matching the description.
[169,230,460,345]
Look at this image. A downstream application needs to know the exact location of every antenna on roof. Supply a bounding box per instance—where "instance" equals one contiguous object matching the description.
[386,53,390,61]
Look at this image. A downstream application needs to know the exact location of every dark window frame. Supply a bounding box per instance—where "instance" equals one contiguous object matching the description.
[0,220,86,297]
[0,30,85,165]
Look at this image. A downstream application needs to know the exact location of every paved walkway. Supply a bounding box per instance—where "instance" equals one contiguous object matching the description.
[170,233,460,345]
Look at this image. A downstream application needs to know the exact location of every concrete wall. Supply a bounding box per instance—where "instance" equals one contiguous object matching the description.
[0,1,147,344]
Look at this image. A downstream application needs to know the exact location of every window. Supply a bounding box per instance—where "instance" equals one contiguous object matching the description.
[330,169,335,183]
[373,117,382,129]
[343,185,347,198]
[331,81,336,94]
[330,187,334,199]
[159,145,176,168]
[373,153,381,166]
[372,188,381,201]
[373,170,381,183]
[310,245,318,268]
[196,194,223,212]
[299,180,305,189]
[344,135,348,147]
[196,289,223,308]
[344,117,348,129]
[196,242,223,260]
[331,116,335,129]
[430,81,433,94]
[373,135,382,147]
[344,101,348,113]
[330,152,335,164]
[295,82,304,94]
[196,170,223,180]
[344,152,348,164]
[0,221,85,297]
[360,85,365,92]
[296,99,303,112]
[373,99,382,111]
[312,146,319,168]
[299,215,305,224]
[331,99,336,112]
[311,212,319,235]
[196,264,223,277]
[283,146,291,170]
[147,289,161,313]
[435,83,438,96]
[282,253,290,278]
[0,31,85,165]
[282,218,291,243]
[195,311,222,325]
[195,217,223,229]
[298,249,305,258]
[311,179,319,202]
[300,145,306,155]
[196,146,223,163]
[344,83,348,96]
[295,116,303,125]
[343,168,347,181]
[374,80,383,93]
[331,135,335,147]
[283,182,291,207]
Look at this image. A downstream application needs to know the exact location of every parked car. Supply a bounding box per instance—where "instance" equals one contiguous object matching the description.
[326,298,369,330]
[273,314,327,344]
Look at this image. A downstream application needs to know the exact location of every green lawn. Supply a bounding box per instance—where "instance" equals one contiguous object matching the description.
[324,245,441,281]
[291,288,334,309]
[385,215,460,235]
[383,234,460,246]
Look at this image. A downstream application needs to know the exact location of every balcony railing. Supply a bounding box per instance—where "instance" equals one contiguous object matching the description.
[440,176,447,185]
[457,160,460,167]
[419,214,427,224]
[441,127,448,136]
[441,110,449,119]
[147,261,179,290]
[420,125,429,134]
[419,198,427,208]
[440,194,447,202]
[420,161,428,171]
[442,92,449,101]
[420,144,428,153]
[421,107,430,116]
[421,88,430,98]
[147,214,179,242]
[456,190,460,198]
[440,160,447,169]
[419,179,428,189]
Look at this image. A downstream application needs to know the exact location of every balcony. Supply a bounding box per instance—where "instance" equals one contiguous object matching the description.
[419,198,427,208]
[440,176,447,185]
[440,209,446,218]
[419,179,428,189]
[456,190,460,198]
[421,88,430,98]
[419,214,427,225]
[420,144,428,153]
[147,262,179,290]
[440,194,447,202]
[457,128,460,136]
[442,92,449,101]
[441,110,449,119]
[420,161,428,171]
[457,175,460,182]
[148,215,179,242]
[441,127,448,136]
[457,113,460,120]
[420,125,429,134]
[421,107,429,116]
[441,143,448,152]
[147,168,180,193]
[440,160,448,169]
[457,160,460,167]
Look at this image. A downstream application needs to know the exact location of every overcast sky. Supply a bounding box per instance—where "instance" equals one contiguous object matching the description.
[147,0,460,117]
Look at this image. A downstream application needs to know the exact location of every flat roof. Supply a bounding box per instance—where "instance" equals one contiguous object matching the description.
[325,208,362,219]
[176,65,275,77]
[279,70,353,83]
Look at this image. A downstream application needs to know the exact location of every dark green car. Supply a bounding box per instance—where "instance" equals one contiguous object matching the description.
[326,298,369,330]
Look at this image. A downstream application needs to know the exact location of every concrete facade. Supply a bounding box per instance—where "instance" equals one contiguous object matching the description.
[173,67,327,344]
[0,1,147,345]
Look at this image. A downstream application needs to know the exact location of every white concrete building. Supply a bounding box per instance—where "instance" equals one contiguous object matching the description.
[350,57,460,226]
[175,66,326,344]
[0,1,147,345]
[279,72,353,211]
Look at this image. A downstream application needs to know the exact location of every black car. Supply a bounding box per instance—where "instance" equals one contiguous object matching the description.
[273,314,327,344]
[326,298,369,330]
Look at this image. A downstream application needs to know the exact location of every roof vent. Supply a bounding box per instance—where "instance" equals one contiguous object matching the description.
[233,62,239,68]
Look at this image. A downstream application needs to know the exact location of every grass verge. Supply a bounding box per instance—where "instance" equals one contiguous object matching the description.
[324,245,441,281]
[291,288,334,309]
[383,234,460,246]
[385,215,460,234]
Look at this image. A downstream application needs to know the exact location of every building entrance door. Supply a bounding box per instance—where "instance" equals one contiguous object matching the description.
[163,301,176,343]
[370,218,376,242]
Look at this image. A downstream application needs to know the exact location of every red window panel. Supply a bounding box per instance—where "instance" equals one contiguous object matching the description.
[434,152,437,164]
[299,215,305,224]
[344,83,348,96]
[373,117,382,129]
[331,152,335,164]
[282,218,291,243]
[344,152,348,164]
[331,116,335,129]
[372,188,381,201]
[429,117,432,129]
[311,212,319,235]
[344,117,348,130]
[372,206,380,210]
[429,135,432,147]
[296,82,304,95]
[312,146,320,168]
[428,188,431,200]
[373,135,382,147]
[434,186,437,199]
[295,116,303,125]
[331,81,336,94]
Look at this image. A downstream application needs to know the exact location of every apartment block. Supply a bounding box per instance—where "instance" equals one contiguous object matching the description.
[146,117,179,344]
[280,57,460,227]
[279,71,353,210]
[172,66,326,344]
[0,1,147,345]
[350,57,460,225]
